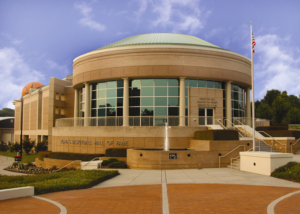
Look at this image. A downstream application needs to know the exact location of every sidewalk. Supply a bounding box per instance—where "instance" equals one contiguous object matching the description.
[0,155,27,176]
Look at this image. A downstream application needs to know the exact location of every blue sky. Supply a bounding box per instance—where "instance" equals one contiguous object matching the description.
[1,0,300,109]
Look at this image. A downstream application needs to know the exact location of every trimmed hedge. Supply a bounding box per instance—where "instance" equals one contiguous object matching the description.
[271,162,300,183]
[194,130,239,141]
[270,122,289,127]
[261,130,300,139]
[256,126,288,131]
[48,152,105,161]
[102,158,118,166]
[0,170,119,195]
[108,161,127,168]
[105,149,127,157]
[38,151,50,161]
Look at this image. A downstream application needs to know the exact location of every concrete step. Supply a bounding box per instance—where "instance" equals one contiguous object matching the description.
[227,165,240,170]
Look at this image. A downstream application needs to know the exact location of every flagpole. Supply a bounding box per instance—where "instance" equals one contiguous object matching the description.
[250,21,256,152]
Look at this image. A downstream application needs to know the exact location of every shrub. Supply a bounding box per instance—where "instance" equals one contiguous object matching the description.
[17,163,24,170]
[261,130,300,139]
[105,148,127,157]
[0,141,8,152]
[34,141,48,153]
[102,160,109,166]
[108,161,127,168]
[271,162,300,182]
[22,139,35,155]
[194,130,239,141]
[256,126,288,131]
[48,152,105,161]
[12,162,18,167]
[8,142,21,152]
[51,165,57,170]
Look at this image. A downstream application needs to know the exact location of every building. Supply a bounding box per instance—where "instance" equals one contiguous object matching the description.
[14,33,252,155]
[0,117,14,143]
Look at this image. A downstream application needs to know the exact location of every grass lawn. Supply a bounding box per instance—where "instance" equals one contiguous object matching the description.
[289,125,300,130]
[0,170,119,195]
[0,151,38,163]
[272,162,300,183]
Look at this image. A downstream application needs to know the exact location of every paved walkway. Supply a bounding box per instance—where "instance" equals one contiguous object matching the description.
[0,155,26,176]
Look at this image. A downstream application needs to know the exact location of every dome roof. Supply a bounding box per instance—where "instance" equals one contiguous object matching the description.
[94,33,221,51]
[22,82,44,96]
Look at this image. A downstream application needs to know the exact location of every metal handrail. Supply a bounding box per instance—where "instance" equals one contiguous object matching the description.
[291,138,300,153]
[52,160,81,172]
[258,131,286,152]
[81,157,102,169]
[230,147,253,169]
[219,145,245,168]
[224,119,245,138]
[215,119,227,130]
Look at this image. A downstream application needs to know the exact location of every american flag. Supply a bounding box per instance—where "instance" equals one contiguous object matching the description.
[252,33,256,53]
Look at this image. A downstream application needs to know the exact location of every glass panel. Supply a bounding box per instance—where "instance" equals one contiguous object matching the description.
[155,97,167,106]
[207,109,213,116]
[98,82,106,89]
[91,109,96,117]
[129,87,140,96]
[107,89,116,98]
[238,93,243,101]
[107,108,116,116]
[117,80,123,88]
[98,99,106,108]
[98,90,106,99]
[233,92,239,100]
[107,81,116,88]
[129,98,140,106]
[155,87,167,96]
[81,103,85,110]
[98,108,105,117]
[234,110,239,117]
[223,99,226,108]
[141,79,153,86]
[117,88,123,97]
[117,108,123,116]
[189,79,197,87]
[141,107,154,116]
[168,87,179,96]
[168,107,179,116]
[117,98,123,107]
[155,117,167,126]
[214,81,221,89]
[223,90,226,98]
[155,79,168,86]
[185,79,188,87]
[141,97,153,106]
[168,97,179,106]
[130,79,140,87]
[129,107,140,116]
[185,108,188,116]
[91,100,97,108]
[234,101,239,109]
[198,80,206,88]
[80,111,84,117]
[168,79,179,86]
[185,97,188,107]
[92,91,97,99]
[141,87,153,96]
[207,81,214,88]
[106,98,116,107]
[223,109,226,117]
[91,83,97,90]
[232,84,239,91]
[82,87,85,93]
[155,107,167,116]
[199,108,205,116]
[185,87,188,96]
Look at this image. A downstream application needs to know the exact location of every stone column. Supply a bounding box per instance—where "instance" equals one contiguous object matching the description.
[226,81,232,127]
[84,83,90,127]
[123,78,129,126]
[179,77,186,126]
[74,89,79,126]
[246,87,251,125]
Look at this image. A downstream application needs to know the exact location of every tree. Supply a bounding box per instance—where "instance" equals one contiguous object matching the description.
[288,95,300,108]
[272,96,291,123]
[256,104,273,120]
[34,141,48,153]
[283,108,300,124]
[23,139,35,155]
[0,108,14,117]
[262,90,281,106]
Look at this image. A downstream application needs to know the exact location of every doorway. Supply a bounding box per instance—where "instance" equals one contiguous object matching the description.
[198,108,214,126]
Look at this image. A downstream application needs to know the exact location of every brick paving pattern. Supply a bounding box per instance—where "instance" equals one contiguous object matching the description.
[274,192,300,214]
[0,196,60,214]
[41,185,162,214]
[167,184,300,214]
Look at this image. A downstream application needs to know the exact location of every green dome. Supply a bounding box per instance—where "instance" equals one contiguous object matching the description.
[94,33,221,51]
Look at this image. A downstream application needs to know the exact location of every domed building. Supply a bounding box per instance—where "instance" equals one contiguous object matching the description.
[22,82,44,97]
[14,33,256,169]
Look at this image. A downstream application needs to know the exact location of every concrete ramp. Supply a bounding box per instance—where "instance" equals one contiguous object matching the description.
[235,125,265,138]
[207,125,224,130]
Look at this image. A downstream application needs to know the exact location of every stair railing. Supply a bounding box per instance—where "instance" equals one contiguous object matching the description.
[81,157,102,169]
[52,160,81,172]
[224,119,245,138]
[219,145,245,168]
[258,131,286,152]
[230,147,253,169]
[232,119,250,137]
[291,138,300,153]
[215,119,227,130]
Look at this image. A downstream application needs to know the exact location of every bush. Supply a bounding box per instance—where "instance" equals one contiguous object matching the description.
[261,130,300,139]
[48,152,105,161]
[8,142,21,152]
[105,149,127,157]
[23,139,35,155]
[108,161,127,168]
[12,162,18,167]
[0,141,8,152]
[102,158,118,166]
[194,130,239,141]
[102,160,109,166]
[35,141,48,153]
[256,126,288,131]
[271,162,300,182]
[0,170,119,195]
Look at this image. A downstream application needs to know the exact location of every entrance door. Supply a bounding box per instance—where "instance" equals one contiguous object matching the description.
[198,108,214,126]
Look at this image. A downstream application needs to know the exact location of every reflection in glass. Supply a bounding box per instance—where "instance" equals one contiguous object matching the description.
[117,98,123,107]
[129,98,140,106]
[130,79,140,87]
[168,97,179,106]
[98,82,106,89]
[106,98,116,107]
[117,88,123,97]
[107,81,116,88]
[98,99,106,108]
[91,109,96,117]
[155,79,167,86]
[91,100,97,108]
[198,80,206,88]
[129,107,140,116]
[189,79,197,87]
[155,87,167,96]
[98,108,105,116]
[168,107,179,116]
[207,81,214,88]
[214,81,220,89]
[98,90,106,99]
[92,91,96,99]
[129,87,140,96]
[141,107,154,116]
[155,97,167,106]
[168,87,179,96]
[117,80,123,88]
[107,89,116,98]
[141,87,153,96]
[155,107,167,116]
[141,97,153,106]
[168,79,179,86]
[107,108,116,116]
[141,79,153,86]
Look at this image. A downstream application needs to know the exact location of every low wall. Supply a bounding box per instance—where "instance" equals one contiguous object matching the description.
[0,187,34,201]
[263,138,300,153]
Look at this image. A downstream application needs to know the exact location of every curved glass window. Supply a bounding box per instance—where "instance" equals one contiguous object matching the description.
[231,84,245,119]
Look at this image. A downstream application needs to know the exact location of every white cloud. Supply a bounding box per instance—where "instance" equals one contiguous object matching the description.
[0,47,44,109]
[151,0,209,34]
[254,34,300,99]
[1,32,23,46]
[46,59,70,75]
[74,2,105,31]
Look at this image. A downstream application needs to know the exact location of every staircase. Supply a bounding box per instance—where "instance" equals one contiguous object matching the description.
[255,141,278,152]
[227,159,240,170]
[295,148,300,154]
